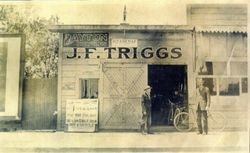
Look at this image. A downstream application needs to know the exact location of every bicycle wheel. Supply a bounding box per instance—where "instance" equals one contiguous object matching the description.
[174,112,194,132]
[208,111,226,132]
[174,108,181,119]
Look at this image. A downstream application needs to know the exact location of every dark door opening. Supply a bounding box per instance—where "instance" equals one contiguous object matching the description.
[148,65,188,126]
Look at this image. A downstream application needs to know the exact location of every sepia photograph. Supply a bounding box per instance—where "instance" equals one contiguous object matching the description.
[0,0,248,153]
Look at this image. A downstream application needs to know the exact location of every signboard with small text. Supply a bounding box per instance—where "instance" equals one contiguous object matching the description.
[66,99,98,132]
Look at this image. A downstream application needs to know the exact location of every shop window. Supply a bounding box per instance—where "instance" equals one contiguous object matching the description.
[80,79,98,99]
[198,62,213,75]
[231,62,247,76]
[213,62,227,75]
[196,78,217,96]
[242,78,248,93]
[219,78,239,96]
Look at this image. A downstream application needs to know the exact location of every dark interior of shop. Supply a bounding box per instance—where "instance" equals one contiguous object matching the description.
[148,65,187,126]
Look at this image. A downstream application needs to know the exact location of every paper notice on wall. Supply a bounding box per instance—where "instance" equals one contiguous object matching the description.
[66,99,98,132]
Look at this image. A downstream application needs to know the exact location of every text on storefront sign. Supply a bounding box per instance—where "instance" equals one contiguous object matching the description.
[66,47,182,59]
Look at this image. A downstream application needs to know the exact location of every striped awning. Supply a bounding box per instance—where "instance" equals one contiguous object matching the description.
[195,25,247,33]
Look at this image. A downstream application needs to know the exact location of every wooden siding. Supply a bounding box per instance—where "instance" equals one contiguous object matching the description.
[58,31,195,130]
[195,32,248,131]
[187,4,247,26]
[60,63,99,129]
[22,78,57,130]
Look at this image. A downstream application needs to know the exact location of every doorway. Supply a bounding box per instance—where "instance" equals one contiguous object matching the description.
[148,65,188,126]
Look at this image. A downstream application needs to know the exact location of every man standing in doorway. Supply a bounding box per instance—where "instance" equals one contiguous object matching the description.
[141,85,153,135]
[196,79,210,135]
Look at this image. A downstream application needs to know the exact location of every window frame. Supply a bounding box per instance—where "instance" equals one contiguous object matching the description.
[78,78,99,99]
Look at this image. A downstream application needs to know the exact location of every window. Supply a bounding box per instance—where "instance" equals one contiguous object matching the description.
[80,79,98,99]
[219,78,239,96]
[213,62,227,75]
[242,78,248,93]
[203,78,217,95]
[196,78,217,96]
[198,62,213,75]
[231,62,247,76]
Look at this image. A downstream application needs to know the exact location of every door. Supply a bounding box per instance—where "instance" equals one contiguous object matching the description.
[148,65,188,126]
[100,63,147,129]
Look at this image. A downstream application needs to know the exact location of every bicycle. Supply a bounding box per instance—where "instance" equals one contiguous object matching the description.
[167,99,185,125]
[173,104,226,132]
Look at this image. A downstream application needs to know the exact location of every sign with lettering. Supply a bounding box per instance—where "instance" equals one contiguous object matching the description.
[63,33,109,47]
[65,47,182,59]
[65,99,98,132]
[111,39,138,47]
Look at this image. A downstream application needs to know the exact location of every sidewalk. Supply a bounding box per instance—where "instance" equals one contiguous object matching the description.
[0,131,248,153]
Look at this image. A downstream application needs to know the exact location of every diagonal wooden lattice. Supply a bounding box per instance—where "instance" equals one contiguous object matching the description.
[101,64,146,129]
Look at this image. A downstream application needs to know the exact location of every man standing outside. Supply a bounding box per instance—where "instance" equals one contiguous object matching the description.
[141,85,153,134]
[196,79,210,135]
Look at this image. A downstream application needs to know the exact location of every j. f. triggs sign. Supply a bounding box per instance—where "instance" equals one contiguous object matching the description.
[66,47,182,59]
[63,33,183,60]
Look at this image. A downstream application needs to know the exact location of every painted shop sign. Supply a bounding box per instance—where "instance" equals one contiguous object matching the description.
[65,99,98,132]
[65,47,182,59]
[111,39,138,47]
[63,33,109,47]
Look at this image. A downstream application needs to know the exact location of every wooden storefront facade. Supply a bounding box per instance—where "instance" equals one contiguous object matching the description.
[51,23,247,131]
[51,25,196,130]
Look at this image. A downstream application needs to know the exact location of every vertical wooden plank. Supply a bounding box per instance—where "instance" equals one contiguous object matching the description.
[22,78,57,130]
[57,33,63,130]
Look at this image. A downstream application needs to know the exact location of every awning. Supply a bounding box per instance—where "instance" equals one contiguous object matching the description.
[195,25,247,34]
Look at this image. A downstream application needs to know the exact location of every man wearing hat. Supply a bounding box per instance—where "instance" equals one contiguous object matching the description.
[141,85,153,134]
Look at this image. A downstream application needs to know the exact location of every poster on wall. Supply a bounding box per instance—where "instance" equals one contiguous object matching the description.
[66,99,98,132]
[0,35,24,120]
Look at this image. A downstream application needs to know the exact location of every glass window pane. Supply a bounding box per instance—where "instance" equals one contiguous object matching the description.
[198,62,213,75]
[213,62,227,75]
[242,78,248,93]
[196,78,217,96]
[80,79,98,99]
[219,78,239,96]
[231,62,247,76]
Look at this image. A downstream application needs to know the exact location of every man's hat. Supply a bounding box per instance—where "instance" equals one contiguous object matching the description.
[144,85,152,91]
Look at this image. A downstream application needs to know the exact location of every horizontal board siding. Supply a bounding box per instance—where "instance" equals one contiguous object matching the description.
[191,20,247,26]
[191,7,247,15]
[59,64,99,130]
[188,5,247,26]
[191,14,247,20]
[110,31,192,40]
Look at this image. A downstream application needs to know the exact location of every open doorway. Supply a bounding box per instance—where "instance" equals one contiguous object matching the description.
[148,65,188,126]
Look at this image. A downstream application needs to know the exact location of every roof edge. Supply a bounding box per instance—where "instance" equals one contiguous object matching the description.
[49,24,194,33]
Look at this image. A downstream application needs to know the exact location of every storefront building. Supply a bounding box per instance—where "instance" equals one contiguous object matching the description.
[50,4,247,131]
[50,25,195,131]
[188,4,248,130]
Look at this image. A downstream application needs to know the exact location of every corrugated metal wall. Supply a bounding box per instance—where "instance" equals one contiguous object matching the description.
[22,78,57,130]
